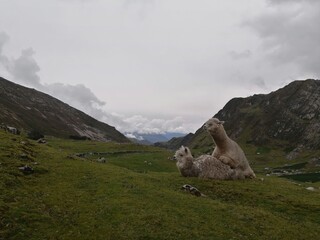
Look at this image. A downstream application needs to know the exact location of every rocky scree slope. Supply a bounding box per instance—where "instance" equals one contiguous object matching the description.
[0,77,128,142]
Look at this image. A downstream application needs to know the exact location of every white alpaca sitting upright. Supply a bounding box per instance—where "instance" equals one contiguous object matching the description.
[204,118,256,179]
[174,146,239,180]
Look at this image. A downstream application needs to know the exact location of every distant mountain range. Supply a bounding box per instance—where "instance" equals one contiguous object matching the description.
[156,79,320,152]
[127,132,186,145]
[0,77,129,142]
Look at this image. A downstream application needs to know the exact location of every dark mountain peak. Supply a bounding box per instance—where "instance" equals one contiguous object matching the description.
[154,133,194,150]
[218,79,320,148]
[163,79,320,151]
[0,77,129,142]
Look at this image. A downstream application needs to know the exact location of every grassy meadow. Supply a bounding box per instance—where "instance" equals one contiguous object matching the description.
[1,130,320,240]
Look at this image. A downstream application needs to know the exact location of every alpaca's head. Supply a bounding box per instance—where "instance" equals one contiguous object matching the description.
[175,146,198,177]
[174,146,193,162]
[204,118,225,135]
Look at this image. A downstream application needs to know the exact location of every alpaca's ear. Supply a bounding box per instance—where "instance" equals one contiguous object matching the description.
[184,147,188,153]
[219,121,225,125]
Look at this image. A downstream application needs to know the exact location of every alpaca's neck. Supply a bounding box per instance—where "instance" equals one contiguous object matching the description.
[211,128,229,149]
[177,156,198,177]
[183,156,194,167]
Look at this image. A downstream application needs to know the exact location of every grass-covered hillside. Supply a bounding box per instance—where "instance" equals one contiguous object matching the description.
[1,130,320,240]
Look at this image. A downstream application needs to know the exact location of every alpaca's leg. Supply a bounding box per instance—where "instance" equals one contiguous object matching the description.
[244,169,256,179]
[219,156,238,169]
[236,170,245,180]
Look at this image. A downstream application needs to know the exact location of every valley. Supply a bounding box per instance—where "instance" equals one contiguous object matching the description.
[1,130,319,240]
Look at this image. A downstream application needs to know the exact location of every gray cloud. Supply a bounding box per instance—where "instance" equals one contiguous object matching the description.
[0,32,10,68]
[251,76,267,89]
[9,48,42,88]
[46,83,105,108]
[123,0,155,8]
[0,34,41,87]
[0,32,9,54]
[229,50,252,60]
[43,82,107,121]
[0,31,194,134]
[58,0,96,2]
[246,0,320,77]
[267,0,317,4]
[0,32,111,126]
[120,115,189,134]
[123,0,155,20]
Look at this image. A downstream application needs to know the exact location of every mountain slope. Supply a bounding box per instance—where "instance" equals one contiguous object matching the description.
[1,130,320,240]
[163,79,320,152]
[154,133,195,150]
[0,77,128,142]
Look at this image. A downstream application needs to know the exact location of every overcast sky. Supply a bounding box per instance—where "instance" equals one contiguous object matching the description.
[0,0,319,135]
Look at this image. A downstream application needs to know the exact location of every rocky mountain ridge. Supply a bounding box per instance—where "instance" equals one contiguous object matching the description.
[0,77,129,142]
[157,79,320,152]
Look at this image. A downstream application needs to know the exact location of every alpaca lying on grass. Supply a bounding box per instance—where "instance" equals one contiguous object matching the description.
[174,146,240,180]
[204,118,256,179]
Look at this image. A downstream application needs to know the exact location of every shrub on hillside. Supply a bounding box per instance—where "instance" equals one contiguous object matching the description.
[69,135,91,140]
[28,129,44,140]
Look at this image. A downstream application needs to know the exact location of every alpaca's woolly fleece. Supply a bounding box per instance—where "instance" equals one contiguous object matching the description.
[174,146,239,180]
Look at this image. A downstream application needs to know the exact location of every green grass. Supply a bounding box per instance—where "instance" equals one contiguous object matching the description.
[1,131,320,240]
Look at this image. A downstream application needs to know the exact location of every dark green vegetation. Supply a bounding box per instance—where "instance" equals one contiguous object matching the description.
[280,173,320,183]
[1,130,320,240]
[0,77,128,142]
